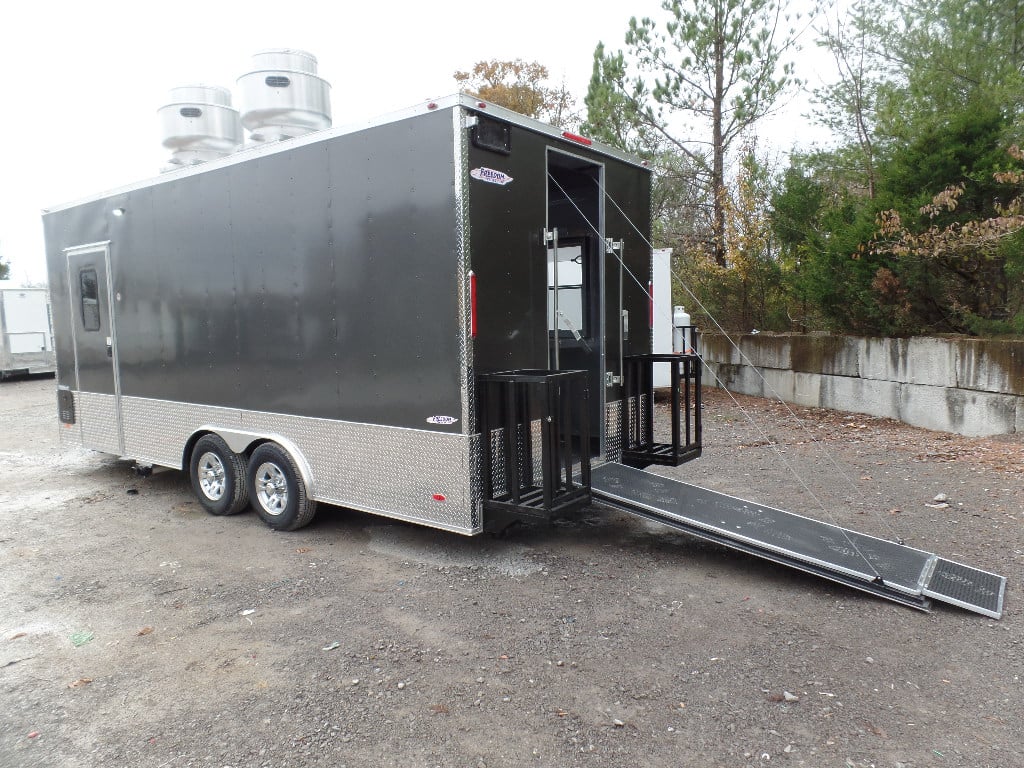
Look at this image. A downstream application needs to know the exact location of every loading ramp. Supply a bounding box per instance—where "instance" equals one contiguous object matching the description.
[591,462,1006,619]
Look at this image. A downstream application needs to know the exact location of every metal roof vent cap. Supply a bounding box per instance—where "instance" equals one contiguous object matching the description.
[237,49,332,144]
[158,85,243,172]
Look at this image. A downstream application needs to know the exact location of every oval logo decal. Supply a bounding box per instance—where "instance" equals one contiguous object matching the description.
[426,415,459,425]
[470,167,513,186]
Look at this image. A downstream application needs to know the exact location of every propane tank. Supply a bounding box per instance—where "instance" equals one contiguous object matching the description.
[672,306,693,354]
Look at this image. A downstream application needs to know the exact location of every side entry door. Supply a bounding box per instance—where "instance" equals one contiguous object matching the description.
[66,244,123,454]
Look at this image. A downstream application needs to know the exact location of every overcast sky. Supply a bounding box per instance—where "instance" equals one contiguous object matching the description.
[0,0,832,284]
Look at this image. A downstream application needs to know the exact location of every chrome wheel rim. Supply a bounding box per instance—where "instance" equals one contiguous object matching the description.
[197,452,227,501]
[254,462,288,516]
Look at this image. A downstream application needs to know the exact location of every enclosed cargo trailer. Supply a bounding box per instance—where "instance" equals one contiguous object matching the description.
[0,284,56,379]
[44,94,1004,618]
[44,95,679,533]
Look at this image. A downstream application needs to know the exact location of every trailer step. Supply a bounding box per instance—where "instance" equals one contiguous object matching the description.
[590,462,1005,618]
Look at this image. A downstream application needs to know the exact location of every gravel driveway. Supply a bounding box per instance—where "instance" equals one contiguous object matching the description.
[1,377,1021,767]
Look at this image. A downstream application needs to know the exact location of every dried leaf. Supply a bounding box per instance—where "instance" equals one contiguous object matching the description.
[136,626,153,636]
[9,632,27,640]
[430,703,449,714]
[295,547,312,554]
[68,677,93,689]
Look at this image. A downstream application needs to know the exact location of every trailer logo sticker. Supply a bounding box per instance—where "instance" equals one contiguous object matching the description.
[426,415,459,425]
[470,167,513,186]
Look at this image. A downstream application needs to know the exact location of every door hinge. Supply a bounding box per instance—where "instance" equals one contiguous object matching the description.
[605,371,621,387]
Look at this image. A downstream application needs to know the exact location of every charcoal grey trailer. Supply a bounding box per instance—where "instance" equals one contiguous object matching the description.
[44,95,1005,618]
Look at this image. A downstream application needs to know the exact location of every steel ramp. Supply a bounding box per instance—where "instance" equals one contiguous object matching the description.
[591,463,1005,618]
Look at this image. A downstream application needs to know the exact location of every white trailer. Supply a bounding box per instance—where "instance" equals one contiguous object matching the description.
[0,283,56,379]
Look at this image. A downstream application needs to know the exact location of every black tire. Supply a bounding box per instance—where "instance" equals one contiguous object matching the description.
[246,442,318,531]
[189,434,250,516]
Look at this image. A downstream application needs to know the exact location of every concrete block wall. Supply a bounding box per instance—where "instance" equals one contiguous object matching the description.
[700,333,1024,436]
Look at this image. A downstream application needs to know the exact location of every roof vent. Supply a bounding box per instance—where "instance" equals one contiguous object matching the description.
[158,85,243,171]
[237,49,332,143]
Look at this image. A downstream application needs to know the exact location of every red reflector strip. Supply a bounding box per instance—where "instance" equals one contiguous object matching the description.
[648,280,654,328]
[562,131,593,146]
[432,493,447,502]
[469,270,478,338]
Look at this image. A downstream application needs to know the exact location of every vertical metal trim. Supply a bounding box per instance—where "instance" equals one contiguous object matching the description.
[454,106,475,434]
[551,227,560,370]
[618,240,625,388]
[454,106,483,526]
[596,163,608,458]
[101,246,125,454]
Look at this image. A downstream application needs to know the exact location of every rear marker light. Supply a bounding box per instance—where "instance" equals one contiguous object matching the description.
[432,493,447,502]
[562,131,593,146]
[477,102,487,109]
[427,102,438,110]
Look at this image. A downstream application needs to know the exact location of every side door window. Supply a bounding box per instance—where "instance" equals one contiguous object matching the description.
[79,268,101,331]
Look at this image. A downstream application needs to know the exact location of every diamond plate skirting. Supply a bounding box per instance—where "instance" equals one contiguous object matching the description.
[77,391,122,454]
[116,395,480,534]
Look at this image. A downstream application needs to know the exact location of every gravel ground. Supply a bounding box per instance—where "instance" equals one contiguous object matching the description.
[1,376,1021,768]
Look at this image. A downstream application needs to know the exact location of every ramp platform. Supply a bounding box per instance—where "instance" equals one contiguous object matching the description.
[591,463,1005,618]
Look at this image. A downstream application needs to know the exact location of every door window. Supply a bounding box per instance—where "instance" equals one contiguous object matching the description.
[79,268,101,331]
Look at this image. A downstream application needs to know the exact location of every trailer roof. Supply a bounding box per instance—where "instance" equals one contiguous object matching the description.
[43,94,650,215]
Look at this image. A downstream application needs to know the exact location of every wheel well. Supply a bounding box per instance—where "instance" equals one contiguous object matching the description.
[182,431,268,469]
[182,431,212,470]
[182,431,313,497]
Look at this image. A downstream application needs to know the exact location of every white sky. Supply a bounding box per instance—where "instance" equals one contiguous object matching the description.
[0,0,833,285]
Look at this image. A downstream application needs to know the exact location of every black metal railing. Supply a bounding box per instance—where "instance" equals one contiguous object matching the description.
[477,369,591,521]
[621,352,702,468]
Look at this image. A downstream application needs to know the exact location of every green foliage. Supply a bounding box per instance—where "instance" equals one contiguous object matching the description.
[615,0,806,265]
[757,0,1024,338]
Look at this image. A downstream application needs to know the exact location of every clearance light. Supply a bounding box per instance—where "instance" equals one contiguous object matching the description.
[477,102,487,109]
[432,493,447,502]
[562,131,593,146]
[427,102,438,110]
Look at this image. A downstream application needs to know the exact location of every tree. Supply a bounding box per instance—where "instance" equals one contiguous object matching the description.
[812,2,883,198]
[853,0,1024,141]
[453,59,577,128]
[866,141,1024,334]
[582,44,710,253]
[0,242,9,281]
[622,0,808,266]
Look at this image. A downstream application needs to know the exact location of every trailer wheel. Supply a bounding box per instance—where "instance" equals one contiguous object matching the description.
[190,434,250,516]
[247,443,318,531]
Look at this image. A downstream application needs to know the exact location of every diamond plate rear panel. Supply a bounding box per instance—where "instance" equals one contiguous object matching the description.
[120,396,480,535]
[605,399,622,462]
[486,420,544,496]
[77,391,121,454]
[924,558,1006,619]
